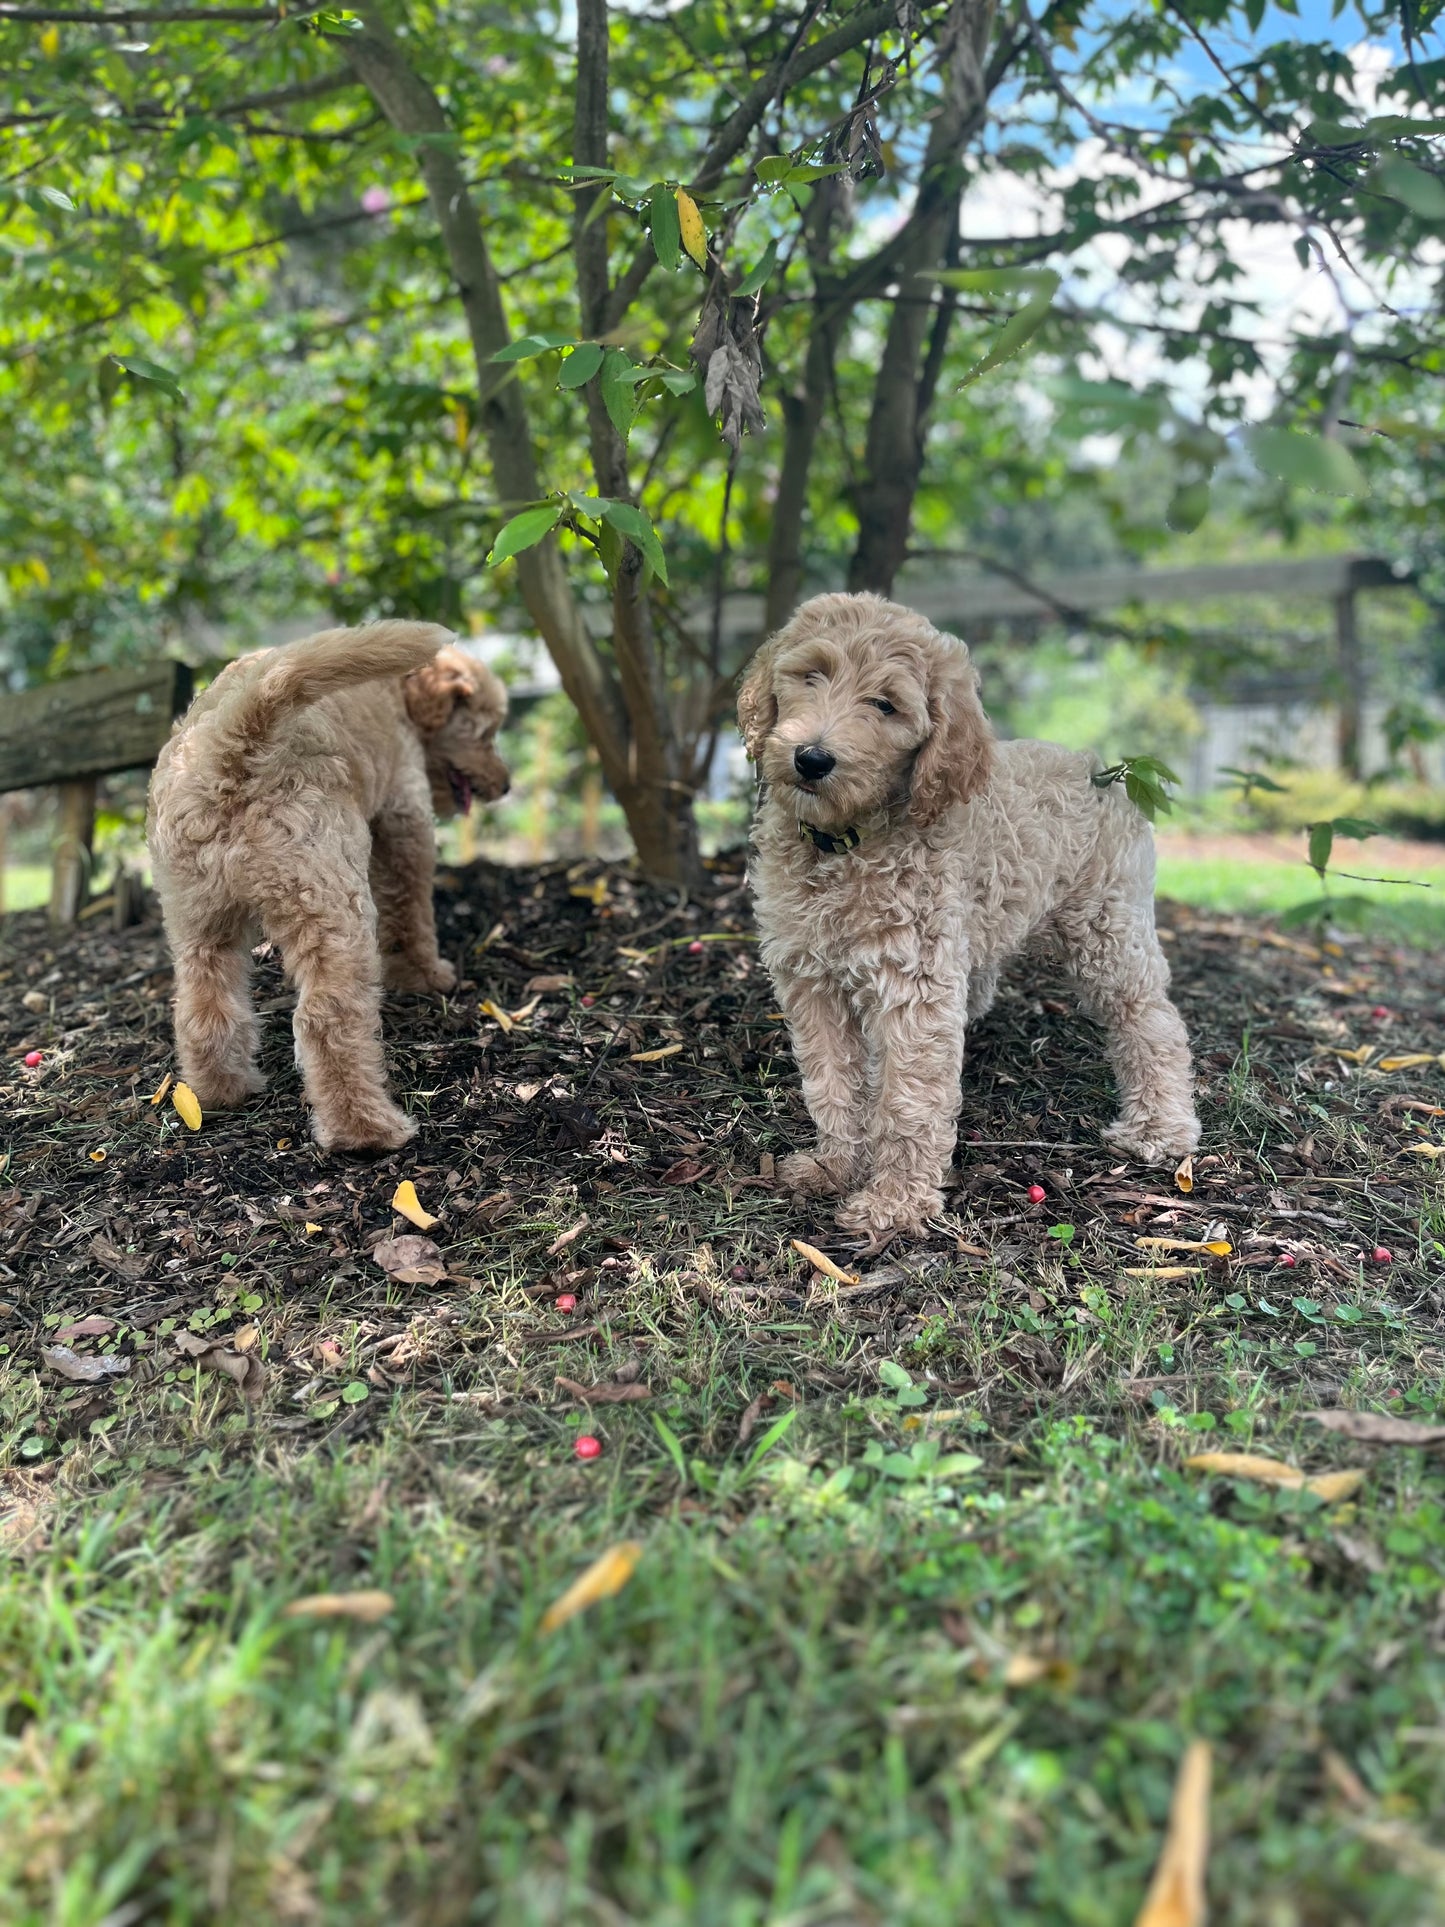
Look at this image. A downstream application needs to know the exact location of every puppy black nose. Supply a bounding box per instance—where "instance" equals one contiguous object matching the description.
[794,743,836,780]
[500,773,511,795]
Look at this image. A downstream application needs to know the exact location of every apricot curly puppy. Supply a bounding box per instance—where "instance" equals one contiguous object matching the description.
[741,592,1200,1242]
[148,622,509,1152]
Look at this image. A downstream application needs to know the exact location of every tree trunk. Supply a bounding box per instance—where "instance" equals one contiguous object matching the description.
[848,0,1001,598]
[348,5,702,885]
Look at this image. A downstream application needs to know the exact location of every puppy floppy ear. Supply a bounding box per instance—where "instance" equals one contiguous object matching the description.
[404,653,473,733]
[736,636,782,761]
[909,643,994,827]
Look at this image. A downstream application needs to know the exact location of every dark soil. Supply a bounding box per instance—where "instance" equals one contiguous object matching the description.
[4,853,1443,1450]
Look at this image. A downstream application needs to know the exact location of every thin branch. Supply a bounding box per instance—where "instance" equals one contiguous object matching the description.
[0,4,290,18]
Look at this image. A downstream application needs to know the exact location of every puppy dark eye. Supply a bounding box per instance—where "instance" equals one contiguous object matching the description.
[869,698,896,715]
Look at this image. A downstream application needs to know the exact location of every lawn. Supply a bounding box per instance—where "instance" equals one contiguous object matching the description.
[3,856,1445,1924]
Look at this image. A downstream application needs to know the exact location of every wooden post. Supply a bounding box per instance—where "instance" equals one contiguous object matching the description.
[49,778,97,925]
[1335,587,1364,778]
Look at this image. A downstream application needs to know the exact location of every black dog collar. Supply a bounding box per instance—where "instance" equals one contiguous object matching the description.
[799,820,863,856]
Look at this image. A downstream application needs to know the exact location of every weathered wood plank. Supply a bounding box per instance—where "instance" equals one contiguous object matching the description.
[0,660,193,793]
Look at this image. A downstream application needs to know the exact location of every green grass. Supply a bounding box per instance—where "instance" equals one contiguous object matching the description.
[5,1286,1445,1923]
[1,864,49,915]
[1156,850,1445,947]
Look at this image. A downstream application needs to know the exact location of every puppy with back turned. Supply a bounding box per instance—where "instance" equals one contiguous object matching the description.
[741,592,1200,1242]
[148,622,509,1152]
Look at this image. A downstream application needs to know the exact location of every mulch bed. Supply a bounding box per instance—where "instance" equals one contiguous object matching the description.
[3,850,1443,1457]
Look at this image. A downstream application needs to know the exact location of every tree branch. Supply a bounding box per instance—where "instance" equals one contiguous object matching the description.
[0,5,289,19]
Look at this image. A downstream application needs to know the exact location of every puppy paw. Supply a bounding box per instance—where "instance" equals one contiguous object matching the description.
[1103,1110,1201,1165]
[836,1179,943,1242]
[384,955,457,994]
[313,1103,418,1154]
[185,1066,266,1109]
[779,1148,861,1197]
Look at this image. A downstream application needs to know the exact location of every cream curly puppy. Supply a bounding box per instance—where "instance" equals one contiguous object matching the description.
[741,592,1200,1242]
[148,622,509,1153]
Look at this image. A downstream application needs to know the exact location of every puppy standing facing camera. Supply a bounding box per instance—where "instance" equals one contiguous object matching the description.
[148,621,509,1152]
[741,591,1200,1243]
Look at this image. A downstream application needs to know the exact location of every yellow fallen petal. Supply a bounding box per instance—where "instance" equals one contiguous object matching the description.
[480,998,514,1033]
[391,1180,438,1231]
[676,188,707,268]
[790,1239,859,1286]
[630,1044,684,1063]
[1380,1053,1443,1072]
[282,1590,394,1623]
[304,1221,324,1235]
[1125,1266,1200,1279]
[233,1324,260,1353]
[1184,1451,1304,1487]
[615,945,651,961]
[1135,1237,1232,1257]
[1173,1154,1194,1194]
[172,1082,202,1131]
[1403,1143,1445,1160]
[1333,1044,1376,1065]
[540,1541,643,1632]
[149,1071,173,1107]
[1134,1740,1211,1927]
[508,994,542,1023]
[569,876,609,906]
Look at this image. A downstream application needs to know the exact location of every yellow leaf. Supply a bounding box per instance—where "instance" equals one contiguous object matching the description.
[172,1083,203,1131]
[276,1137,291,1151]
[1332,1044,1376,1065]
[1185,1451,1304,1486]
[630,1044,684,1063]
[149,1071,173,1107]
[41,22,59,55]
[1125,1266,1200,1280]
[1380,1053,1443,1072]
[283,1589,394,1623]
[1134,1740,1210,1927]
[391,1180,438,1231]
[233,1324,259,1353]
[1304,1469,1367,1503]
[508,994,542,1024]
[304,1221,324,1235]
[676,188,707,268]
[88,1148,107,1164]
[480,999,514,1033]
[615,945,651,961]
[569,876,609,906]
[540,1541,643,1632]
[1173,1154,1194,1194]
[790,1239,859,1286]
[1404,1143,1445,1161]
[1135,1237,1232,1257]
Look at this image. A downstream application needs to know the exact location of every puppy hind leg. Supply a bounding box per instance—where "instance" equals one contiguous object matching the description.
[1066,914,1200,1164]
[171,927,265,1109]
[262,862,415,1153]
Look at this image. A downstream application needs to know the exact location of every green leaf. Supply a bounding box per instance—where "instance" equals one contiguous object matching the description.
[755,156,792,185]
[1372,155,1445,220]
[652,1413,687,1480]
[935,1453,983,1477]
[657,369,697,395]
[1244,427,1367,497]
[597,498,668,585]
[340,1380,369,1404]
[877,1359,914,1391]
[1328,816,1383,841]
[1306,117,1363,147]
[490,333,575,364]
[734,237,780,298]
[1044,374,1166,429]
[1276,897,1328,930]
[1365,115,1445,138]
[598,348,639,444]
[1166,480,1211,532]
[1218,765,1288,795]
[649,184,680,271]
[112,354,184,400]
[1307,821,1334,877]
[936,269,1061,387]
[487,503,562,565]
[743,1405,797,1473]
[38,184,76,211]
[558,342,605,389]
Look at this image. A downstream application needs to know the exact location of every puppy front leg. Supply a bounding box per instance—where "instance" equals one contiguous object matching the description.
[838,977,967,1240]
[370,807,456,994]
[776,970,869,1197]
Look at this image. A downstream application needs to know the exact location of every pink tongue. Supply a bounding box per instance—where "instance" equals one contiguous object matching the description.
[458,775,472,812]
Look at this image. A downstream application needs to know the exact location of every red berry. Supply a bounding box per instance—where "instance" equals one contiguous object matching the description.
[1278,1251,1297,1267]
[555,1293,577,1313]
[1371,1005,1390,1020]
[688,940,704,954]
[574,1434,602,1460]
[23,1051,42,1068]
[1372,1246,1392,1265]
[580,994,596,1008]
[1027,1184,1046,1204]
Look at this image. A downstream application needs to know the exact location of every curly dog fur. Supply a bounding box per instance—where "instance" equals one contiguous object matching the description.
[147,622,509,1152]
[740,592,1200,1241]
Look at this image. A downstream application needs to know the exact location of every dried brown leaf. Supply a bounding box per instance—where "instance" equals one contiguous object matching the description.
[55,1315,116,1341]
[555,1375,651,1404]
[546,1215,589,1257]
[283,1590,394,1623]
[371,1234,447,1286]
[1305,1408,1445,1447]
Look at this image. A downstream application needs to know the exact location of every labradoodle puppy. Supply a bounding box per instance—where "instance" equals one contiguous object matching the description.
[740,592,1200,1241]
[148,621,509,1152]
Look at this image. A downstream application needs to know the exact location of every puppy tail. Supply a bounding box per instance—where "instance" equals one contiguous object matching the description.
[208,621,454,767]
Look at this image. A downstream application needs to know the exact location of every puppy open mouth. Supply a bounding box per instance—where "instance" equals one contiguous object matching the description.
[448,769,474,814]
